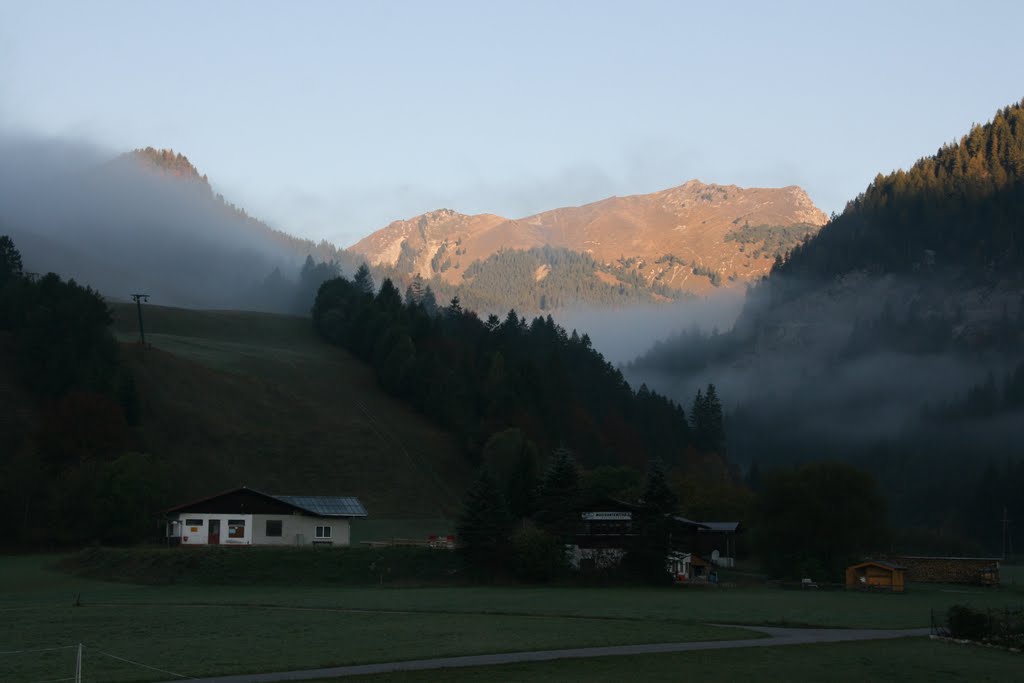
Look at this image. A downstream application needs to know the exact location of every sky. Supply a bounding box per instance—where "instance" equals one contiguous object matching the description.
[1,1,1022,247]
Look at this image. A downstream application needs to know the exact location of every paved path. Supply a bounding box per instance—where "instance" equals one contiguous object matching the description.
[159,626,930,682]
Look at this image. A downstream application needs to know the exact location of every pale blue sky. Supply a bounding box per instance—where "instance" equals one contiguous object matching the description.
[1,1,1021,246]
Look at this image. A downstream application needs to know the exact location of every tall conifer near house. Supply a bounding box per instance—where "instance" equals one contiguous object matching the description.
[456,469,512,571]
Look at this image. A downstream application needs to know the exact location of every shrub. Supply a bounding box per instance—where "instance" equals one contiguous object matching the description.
[510,524,566,582]
[947,605,992,640]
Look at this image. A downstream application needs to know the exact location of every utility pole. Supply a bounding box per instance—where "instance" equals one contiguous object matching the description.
[75,642,82,683]
[130,293,150,346]
[1002,506,1012,560]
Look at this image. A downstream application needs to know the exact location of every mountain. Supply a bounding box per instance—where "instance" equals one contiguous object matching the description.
[627,99,1024,554]
[0,142,357,313]
[349,181,827,300]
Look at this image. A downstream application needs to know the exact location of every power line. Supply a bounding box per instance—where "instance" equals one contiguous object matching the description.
[88,647,193,680]
[0,645,78,656]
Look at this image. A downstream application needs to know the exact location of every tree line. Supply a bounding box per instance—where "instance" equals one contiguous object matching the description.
[774,99,1024,284]
[0,235,166,547]
[312,265,725,470]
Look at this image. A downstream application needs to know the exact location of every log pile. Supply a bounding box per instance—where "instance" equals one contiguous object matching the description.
[891,556,1000,585]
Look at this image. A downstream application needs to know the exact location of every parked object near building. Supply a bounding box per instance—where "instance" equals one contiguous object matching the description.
[845,560,906,593]
[164,486,367,547]
[667,551,714,583]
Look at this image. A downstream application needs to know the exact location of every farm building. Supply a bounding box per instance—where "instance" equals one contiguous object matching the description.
[567,497,737,575]
[845,560,906,593]
[165,486,367,547]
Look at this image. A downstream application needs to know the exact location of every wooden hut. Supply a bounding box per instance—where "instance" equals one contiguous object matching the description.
[845,560,906,593]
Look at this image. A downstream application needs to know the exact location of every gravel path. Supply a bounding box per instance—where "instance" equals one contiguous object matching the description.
[158,626,930,682]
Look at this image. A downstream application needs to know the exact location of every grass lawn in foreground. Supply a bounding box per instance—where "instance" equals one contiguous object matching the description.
[5,555,1022,681]
[0,557,752,682]
[341,638,1020,683]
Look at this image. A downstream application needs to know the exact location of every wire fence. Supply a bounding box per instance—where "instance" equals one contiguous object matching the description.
[931,603,1024,644]
[0,642,197,683]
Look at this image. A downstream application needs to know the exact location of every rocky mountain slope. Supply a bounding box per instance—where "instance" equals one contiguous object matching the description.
[350,180,826,295]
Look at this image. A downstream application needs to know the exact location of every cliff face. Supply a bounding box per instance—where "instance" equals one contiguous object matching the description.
[349,180,827,295]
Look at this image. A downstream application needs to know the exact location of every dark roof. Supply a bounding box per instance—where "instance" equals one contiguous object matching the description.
[848,560,906,571]
[274,495,367,517]
[699,522,742,533]
[669,515,711,530]
[165,487,367,518]
[575,496,647,512]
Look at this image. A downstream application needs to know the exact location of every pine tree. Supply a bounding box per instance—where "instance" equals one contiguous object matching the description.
[353,262,374,295]
[535,447,580,534]
[703,383,725,452]
[456,469,512,570]
[0,235,23,284]
[421,285,438,315]
[641,459,678,513]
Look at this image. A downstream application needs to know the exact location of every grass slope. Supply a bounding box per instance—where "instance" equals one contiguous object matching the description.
[109,303,469,518]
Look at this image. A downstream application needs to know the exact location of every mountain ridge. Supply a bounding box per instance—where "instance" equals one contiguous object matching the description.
[349,179,826,296]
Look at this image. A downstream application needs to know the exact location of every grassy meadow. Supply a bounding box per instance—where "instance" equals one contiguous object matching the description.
[108,303,470,519]
[2,555,751,682]
[4,555,1024,681]
[341,638,1022,683]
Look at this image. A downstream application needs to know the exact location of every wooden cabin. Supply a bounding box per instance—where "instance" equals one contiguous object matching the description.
[845,560,906,593]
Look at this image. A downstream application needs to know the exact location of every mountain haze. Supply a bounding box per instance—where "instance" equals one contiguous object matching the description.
[628,98,1024,553]
[350,181,826,296]
[0,141,356,312]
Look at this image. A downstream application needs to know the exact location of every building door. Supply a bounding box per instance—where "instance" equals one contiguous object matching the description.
[208,519,221,545]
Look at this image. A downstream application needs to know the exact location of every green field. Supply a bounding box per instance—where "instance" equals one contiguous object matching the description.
[342,638,1021,683]
[108,303,470,519]
[0,556,751,682]
[5,556,1022,682]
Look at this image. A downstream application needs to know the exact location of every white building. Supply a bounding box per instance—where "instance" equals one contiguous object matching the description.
[164,486,367,547]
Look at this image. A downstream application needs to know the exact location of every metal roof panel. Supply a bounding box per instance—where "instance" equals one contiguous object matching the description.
[273,495,368,517]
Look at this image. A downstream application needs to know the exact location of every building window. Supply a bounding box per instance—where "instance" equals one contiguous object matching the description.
[315,525,332,539]
[228,519,246,539]
[265,520,283,537]
[185,519,204,526]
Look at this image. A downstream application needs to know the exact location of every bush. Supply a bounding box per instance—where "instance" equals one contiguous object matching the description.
[510,524,566,582]
[947,605,992,640]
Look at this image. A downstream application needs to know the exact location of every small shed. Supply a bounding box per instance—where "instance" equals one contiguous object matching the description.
[845,560,906,593]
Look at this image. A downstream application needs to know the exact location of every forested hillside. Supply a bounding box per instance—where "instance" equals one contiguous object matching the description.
[776,99,1024,282]
[0,234,472,547]
[628,99,1024,556]
[425,246,678,315]
[312,268,727,473]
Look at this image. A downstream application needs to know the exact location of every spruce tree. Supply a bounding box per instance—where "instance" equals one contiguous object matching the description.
[535,447,580,534]
[1,235,24,284]
[456,469,512,571]
[353,262,374,295]
[642,459,678,514]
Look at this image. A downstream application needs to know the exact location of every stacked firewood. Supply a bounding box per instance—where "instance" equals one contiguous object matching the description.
[892,556,1000,585]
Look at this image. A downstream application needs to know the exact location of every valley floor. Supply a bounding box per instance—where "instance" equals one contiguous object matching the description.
[3,556,1021,682]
